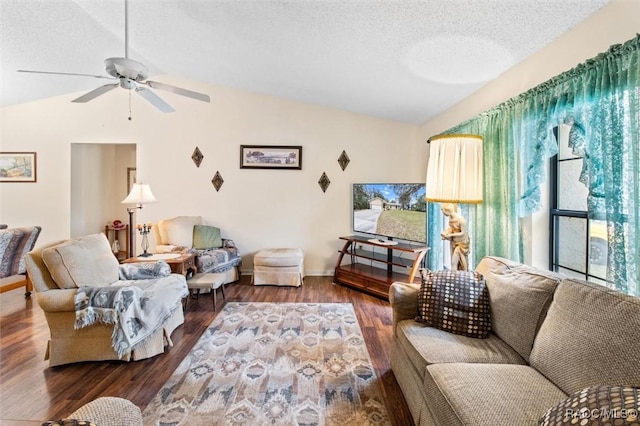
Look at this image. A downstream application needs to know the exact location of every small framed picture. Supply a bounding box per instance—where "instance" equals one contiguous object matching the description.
[0,152,37,182]
[127,167,137,192]
[240,145,302,170]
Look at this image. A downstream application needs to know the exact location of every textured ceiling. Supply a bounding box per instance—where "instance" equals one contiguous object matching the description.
[1,0,609,124]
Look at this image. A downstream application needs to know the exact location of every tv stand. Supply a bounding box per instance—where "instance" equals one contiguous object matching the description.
[334,235,429,300]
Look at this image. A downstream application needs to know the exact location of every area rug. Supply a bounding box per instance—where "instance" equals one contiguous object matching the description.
[142,302,390,425]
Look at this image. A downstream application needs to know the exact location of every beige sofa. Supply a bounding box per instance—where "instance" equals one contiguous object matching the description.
[390,256,640,426]
[25,233,188,367]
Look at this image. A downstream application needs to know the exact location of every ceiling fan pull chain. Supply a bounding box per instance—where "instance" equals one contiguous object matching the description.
[128,89,132,121]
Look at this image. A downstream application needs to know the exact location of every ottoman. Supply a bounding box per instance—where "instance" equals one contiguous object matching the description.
[186,272,226,311]
[253,248,304,287]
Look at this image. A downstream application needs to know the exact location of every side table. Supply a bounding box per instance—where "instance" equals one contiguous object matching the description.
[122,253,197,277]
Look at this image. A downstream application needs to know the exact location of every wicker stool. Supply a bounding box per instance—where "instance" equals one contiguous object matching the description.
[69,397,142,425]
[186,272,226,311]
[253,248,304,287]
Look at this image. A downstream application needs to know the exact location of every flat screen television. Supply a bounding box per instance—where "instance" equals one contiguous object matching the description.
[352,183,427,244]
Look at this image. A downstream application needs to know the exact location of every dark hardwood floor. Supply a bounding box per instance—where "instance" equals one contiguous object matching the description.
[0,275,414,425]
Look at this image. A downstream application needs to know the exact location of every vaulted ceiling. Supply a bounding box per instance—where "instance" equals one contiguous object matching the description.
[1,0,609,124]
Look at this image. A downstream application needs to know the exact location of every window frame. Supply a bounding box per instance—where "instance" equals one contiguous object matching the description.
[548,127,607,282]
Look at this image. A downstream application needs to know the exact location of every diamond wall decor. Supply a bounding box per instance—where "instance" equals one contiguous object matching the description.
[318,172,331,193]
[337,150,350,171]
[192,147,204,168]
[211,171,224,191]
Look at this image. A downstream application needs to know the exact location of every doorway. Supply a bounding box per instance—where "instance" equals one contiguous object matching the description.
[70,143,136,239]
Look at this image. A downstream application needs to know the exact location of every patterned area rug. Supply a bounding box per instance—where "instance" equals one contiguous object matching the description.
[142,302,390,425]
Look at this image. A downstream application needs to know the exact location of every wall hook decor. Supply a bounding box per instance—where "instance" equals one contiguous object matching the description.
[337,150,350,171]
[192,147,204,168]
[211,171,224,191]
[318,172,330,193]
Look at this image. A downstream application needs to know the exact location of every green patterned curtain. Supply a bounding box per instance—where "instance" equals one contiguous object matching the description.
[427,34,640,296]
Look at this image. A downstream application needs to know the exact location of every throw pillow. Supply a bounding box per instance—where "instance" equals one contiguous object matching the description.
[416,269,491,338]
[192,225,222,249]
[42,420,97,426]
[539,385,639,425]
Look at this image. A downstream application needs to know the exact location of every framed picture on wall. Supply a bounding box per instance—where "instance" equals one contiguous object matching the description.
[0,152,37,182]
[240,145,302,170]
[127,167,137,191]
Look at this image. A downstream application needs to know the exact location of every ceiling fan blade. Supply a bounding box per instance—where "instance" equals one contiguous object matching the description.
[18,70,115,80]
[135,87,175,113]
[144,81,210,103]
[72,83,120,103]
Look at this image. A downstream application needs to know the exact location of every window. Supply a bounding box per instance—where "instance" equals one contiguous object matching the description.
[549,124,608,285]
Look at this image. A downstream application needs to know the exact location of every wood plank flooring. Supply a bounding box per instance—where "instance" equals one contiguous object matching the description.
[0,276,414,425]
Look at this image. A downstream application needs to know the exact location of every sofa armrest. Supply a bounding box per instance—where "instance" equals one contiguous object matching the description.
[389,282,420,337]
[35,288,76,312]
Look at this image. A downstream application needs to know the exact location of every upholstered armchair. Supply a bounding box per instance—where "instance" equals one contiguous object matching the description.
[0,225,41,297]
[153,216,242,284]
[25,233,188,367]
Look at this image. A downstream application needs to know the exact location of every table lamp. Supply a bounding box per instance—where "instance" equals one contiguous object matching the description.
[426,134,483,270]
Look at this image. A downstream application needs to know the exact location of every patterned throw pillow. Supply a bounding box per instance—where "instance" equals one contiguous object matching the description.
[42,420,96,426]
[416,269,491,338]
[539,385,639,425]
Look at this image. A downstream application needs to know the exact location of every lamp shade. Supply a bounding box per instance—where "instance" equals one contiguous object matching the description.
[426,134,483,204]
[121,183,158,205]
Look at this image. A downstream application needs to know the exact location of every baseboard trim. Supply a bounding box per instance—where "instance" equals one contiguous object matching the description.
[240,269,333,277]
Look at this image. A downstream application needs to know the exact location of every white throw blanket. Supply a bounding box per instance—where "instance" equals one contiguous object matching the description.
[74,278,186,358]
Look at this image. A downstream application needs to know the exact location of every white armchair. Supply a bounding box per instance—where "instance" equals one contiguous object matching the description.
[153,216,241,283]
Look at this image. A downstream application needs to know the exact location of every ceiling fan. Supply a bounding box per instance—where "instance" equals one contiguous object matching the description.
[17,0,210,113]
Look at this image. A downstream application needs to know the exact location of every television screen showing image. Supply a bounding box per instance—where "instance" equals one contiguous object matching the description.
[352,183,427,243]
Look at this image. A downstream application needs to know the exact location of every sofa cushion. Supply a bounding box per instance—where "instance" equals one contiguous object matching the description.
[396,320,525,382]
[538,385,640,426]
[42,233,119,289]
[192,225,222,249]
[475,256,563,362]
[417,269,491,338]
[424,363,567,426]
[529,278,640,395]
[157,216,203,247]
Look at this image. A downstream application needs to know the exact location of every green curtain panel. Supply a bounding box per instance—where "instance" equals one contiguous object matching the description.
[427,34,639,296]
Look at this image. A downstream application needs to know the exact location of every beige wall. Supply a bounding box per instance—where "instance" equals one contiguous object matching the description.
[418,0,640,268]
[0,83,419,275]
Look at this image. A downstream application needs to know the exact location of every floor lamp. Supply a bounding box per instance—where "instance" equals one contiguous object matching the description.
[425,134,483,271]
[121,183,158,258]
